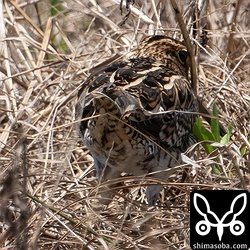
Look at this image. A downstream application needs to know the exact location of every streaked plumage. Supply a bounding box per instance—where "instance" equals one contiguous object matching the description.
[75,35,198,205]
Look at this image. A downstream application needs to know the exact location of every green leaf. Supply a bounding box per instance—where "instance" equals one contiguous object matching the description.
[50,0,64,17]
[240,146,246,156]
[211,104,220,142]
[220,122,232,145]
[211,164,221,174]
[193,118,215,154]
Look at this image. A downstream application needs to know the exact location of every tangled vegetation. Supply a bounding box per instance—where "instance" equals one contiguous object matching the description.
[0,0,249,249]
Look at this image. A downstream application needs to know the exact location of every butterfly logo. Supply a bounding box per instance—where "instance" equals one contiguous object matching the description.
[193,193,247,241]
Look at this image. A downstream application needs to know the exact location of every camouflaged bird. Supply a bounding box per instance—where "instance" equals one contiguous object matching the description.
[75,35,198,205]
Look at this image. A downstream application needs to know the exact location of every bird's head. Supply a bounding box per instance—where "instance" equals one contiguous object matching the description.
[136,35,191,78]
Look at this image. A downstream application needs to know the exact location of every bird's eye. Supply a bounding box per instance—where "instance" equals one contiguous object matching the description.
[178,50,188,63]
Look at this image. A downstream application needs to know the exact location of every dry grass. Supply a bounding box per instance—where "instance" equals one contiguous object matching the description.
[0,0,249,249]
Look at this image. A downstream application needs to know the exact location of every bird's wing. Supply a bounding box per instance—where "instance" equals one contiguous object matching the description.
[76,57,197,148]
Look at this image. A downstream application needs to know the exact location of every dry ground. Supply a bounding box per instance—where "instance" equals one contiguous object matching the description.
[0,0,249,249]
